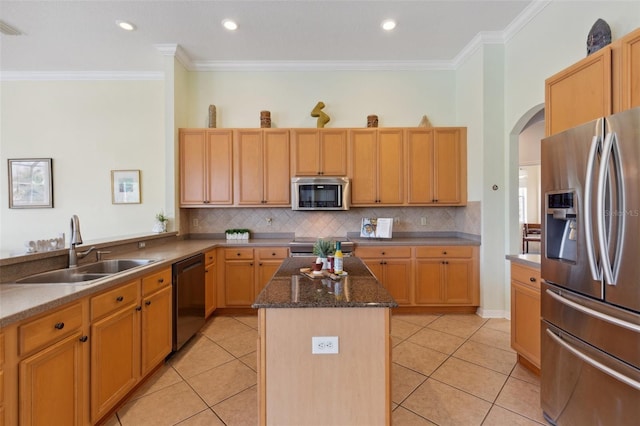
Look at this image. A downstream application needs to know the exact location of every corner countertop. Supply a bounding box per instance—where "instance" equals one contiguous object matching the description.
[505,254,541,269]
[253,257,398,309]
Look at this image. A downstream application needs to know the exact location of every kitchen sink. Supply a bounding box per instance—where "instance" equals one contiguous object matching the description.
[15,258,157,284]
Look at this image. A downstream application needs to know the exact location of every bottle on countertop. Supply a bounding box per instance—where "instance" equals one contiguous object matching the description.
[333,241,344,274]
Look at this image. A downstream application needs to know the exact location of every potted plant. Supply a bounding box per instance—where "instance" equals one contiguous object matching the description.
[153,210,168,233]
[225,228,250,240]
[313,238,335,269]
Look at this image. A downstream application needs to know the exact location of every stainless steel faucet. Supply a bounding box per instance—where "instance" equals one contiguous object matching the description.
[69,215,95,267]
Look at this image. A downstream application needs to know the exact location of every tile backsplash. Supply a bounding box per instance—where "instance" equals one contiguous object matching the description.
[182,201,480,238]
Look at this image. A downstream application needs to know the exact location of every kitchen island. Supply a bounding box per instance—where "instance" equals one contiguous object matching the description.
[253,256,397,426]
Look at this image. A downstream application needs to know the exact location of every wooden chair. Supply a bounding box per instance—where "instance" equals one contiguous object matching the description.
[522,223,541,253]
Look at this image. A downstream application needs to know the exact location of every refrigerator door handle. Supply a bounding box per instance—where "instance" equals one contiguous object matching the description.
[546,289,640,333]
[584,134,603,281]
[545,328,640,391]
[596,131,625,286]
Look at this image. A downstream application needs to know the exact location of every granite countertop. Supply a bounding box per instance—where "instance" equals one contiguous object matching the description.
[347,232,480,247]
[505,253,541,269]
[253,257,398,309]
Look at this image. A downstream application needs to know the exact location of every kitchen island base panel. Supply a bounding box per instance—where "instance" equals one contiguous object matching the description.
[258,307,391,426]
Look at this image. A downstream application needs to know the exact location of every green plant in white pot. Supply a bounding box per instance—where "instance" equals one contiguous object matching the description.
[225,228,250,240]
[312,238,335,269]
[153,211,168,233]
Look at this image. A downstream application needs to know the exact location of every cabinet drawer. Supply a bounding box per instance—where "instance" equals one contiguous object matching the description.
[19,302,83,355]
[204,249,216,265]
[91,280,139,321]
[256,247,288,260]
[511,263,541,290]
[416,246,473,258]
[356,246,411,258]
[225,248,254,260]
[142,267,171,296]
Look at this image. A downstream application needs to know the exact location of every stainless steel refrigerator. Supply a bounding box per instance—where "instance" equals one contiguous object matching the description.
[541,107,640,425]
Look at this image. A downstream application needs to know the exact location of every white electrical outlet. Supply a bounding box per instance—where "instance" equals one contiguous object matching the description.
[312,336,339,354]
[138,241,146,249]
[192,218,199,227]
[421,217,427,226]
[394,217,400,225]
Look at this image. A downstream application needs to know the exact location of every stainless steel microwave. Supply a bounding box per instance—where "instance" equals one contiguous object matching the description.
[291,177,350,211]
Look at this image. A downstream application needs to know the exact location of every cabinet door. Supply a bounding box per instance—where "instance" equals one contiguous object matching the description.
[433,128,466,205]
[406,128,434,204]
[263,130,290,205]
[205,258,217,317]
[141,286,172,376]
[620,28,640,111]
[382,259,412,305]
[91,306,140,422]
[545,47,612,136]
[319,129,348,176]
[207,130,234,204]
[236,129,264,205]
[377,129,404,204]
[350,129,378,204]
[443,260,474,304]
[179,129,207,205]
[415,260,444,304]
[225,261,255,306]
[511,280,541,368]
[360,258,384,282]
[256,260,281,299]
[19,331,86,426]
[291,129,320,176]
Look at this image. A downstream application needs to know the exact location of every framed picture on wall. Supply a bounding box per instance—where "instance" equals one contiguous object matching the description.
[8,158,54,208]
[111,169,141,204]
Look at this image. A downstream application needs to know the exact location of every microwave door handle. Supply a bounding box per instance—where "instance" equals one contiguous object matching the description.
[584,134,602,281]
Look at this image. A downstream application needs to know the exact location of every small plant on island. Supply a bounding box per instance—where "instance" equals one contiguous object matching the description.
[312,238,335,258]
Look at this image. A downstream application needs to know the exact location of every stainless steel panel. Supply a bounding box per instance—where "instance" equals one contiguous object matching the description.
[542,281,640,369]
[602,108,640,313]
[541,322,640,425]
[541,118,604,300]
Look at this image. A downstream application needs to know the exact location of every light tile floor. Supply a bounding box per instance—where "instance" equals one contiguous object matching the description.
[104,313,546,426]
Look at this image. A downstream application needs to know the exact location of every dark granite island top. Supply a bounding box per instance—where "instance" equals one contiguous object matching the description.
[252,256,398,309]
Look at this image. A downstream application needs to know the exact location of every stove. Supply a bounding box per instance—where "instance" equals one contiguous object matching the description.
[288,237,354,257]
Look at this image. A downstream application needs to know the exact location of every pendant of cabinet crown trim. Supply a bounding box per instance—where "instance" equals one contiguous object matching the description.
[235,129,290,206]
[406,128,467,206]
[349,128,404,206]
[179,129,233,206]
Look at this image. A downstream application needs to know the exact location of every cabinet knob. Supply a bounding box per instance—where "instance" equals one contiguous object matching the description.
[136,306,142,311]
[443,251,447,255]
[237,252,241,256]
[54,322,64,330]
[381,251,386,255]
[79,335,88,343]
[530,277,537,282]
[158,278,164,283]
[271,252,276,256]
[259,262,263,266]
[145,300,152,306]
[116,296,124,302]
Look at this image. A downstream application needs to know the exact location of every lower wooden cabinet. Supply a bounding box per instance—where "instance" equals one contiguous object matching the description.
[219,247,287,308]
[17,302,88,426]
[356,246,412,305]
[141,285,172,376]
[204,249,217,317]
[415,246,478,305]
[510,262,541,370]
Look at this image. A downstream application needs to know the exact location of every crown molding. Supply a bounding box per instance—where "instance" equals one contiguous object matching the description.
[503,0,551,43]
[154,44,193,69]
[0,71,164,81]
[189,60,455,72]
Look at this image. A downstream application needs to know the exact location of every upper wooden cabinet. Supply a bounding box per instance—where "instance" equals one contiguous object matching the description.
[235,129,290,206]
[291,129,348,176]
[546,27,640,136]
[350,128,404,206]
[179,129,233,206]
[406,128,467,205]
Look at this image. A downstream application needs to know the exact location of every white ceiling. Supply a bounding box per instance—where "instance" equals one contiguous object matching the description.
[0,0,539,74]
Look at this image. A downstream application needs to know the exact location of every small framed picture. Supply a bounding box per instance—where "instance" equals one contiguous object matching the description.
[8,158,54,208]
[111,170,141,204]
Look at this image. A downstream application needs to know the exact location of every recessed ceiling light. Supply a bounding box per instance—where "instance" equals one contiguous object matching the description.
[222,19,238,31]
[116,20,136,31]
[381,19,396,31]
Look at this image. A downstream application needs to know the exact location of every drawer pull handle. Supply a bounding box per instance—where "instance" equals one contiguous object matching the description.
[158,278,164,283]
[79,335,88,343]
[530,277,537,282]
[54,322,65,330]
[136,306,142,311]
[237,252,241,256]
[381,252,386,255]
[443,251,448,255]
[145,300,152,306]
[116,296,124,302]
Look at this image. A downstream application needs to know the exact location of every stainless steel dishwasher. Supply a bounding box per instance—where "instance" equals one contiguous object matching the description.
[172,253,205,352]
